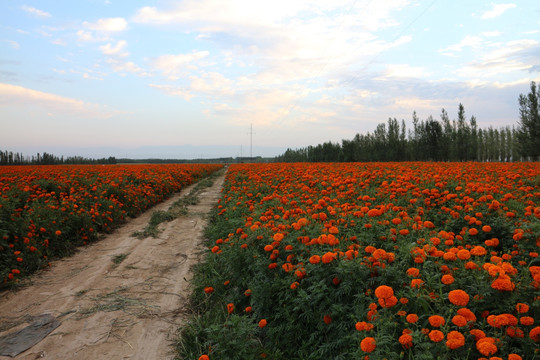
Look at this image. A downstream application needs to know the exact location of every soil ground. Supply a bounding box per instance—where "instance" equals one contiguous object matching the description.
[0,171,225,360]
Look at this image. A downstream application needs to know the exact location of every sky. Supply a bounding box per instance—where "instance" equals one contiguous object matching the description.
[1,1,539,159]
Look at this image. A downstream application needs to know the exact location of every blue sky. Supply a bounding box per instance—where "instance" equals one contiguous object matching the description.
[1,0,539,159]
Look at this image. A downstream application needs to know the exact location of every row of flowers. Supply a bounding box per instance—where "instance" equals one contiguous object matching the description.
[185,162,539,360]
[0,163,223,285]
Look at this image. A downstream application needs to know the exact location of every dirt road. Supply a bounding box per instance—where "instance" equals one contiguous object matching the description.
[0,171,225,360]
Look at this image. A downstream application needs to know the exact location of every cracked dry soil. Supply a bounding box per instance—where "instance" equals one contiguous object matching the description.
[0,172,225,360]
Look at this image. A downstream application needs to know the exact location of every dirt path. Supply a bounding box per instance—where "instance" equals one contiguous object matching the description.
[0,171,226,360]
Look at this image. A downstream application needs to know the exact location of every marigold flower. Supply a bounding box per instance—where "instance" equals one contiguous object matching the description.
[410,278,424,288]
[378,295,398,308]
[516,303,529,313]
[360,337,376,352]
[470,246,487,256]
[445,331,465,349]
[406,314,418,324]
[227,303,234,314]
[491,277,515,291]
[529,326,540,341]
[323,315,332,324]
[452,315,468,327]
[470,329,486,341]
[406,267,420,277]
[322,251,337,264]
[448,289,469,306]
[441,274,454,285]
[259,319,267,328]
[356,321,374,331]
[309,255,321,264]
[428,330,444,342]
[398,334,413,349]
[457,308,476,323]
[374,285,394,299]
[476,337,498,356]
[198,355,210,360]
[55,230,62,236]
[520,316,534,326]
[508,355,522,360]
[204,286,214,294]
[428,315,446,327]
[457,249,471,260]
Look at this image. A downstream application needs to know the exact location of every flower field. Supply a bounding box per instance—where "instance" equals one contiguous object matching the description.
[182,162,540,360]
[0,163,222,286]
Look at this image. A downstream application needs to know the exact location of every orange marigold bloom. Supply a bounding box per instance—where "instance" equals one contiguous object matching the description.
[470,246,487,256]
[452,315,468,327]
[491,276,515,291]
[446,331,465,350]
[374,285,394,299]
[309,255,321,264]
[406,314,419,324]
[469,329,486,341]
[476,337,498,356]
[508,355,522,360]
[355,321,374,331]
[321,251,337,264]
[516,303,529,313]
[398,334,413,349]
[482,225,491,233]
[264,244,273,252]
[55,230,61,236]
[441,274,454,285]
[520,316,534,326]
[457,249,471,260]
[378,295,398,308]
[468,228,478,236]
[323,315,332,324]
[448,289,469,306]
[529,326,540,341]
[259,319,267,328]
[406,267,420,277]
[410,278,424,288]
[360,337,376,352]
[429,315,446,327]
[204,286,214,294]
[428,330,444,342]
[198,355,210,360]
[457,308,476,322]
[227,303,234,314]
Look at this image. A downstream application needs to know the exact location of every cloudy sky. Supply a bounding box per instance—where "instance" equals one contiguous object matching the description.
[1,1,539,159]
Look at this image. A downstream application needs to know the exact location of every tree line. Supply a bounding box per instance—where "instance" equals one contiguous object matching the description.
[276,81,539,162]
[0,151,117,165]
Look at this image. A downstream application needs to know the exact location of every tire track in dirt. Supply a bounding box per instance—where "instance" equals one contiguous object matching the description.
[0,170,226,360]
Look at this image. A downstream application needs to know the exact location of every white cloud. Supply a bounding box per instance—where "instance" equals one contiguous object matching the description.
[383,64,428,78]
[480,3,516,19]
[21,5,51,18]
[440,35,484,56]
[76,30,107,42]
[83,17,128,32]
[482,31,502,37]
[107,59,150,77]
[100,40,129,57]
[0,82,111,117]
[148,84,194,101]
[151,51,210,79]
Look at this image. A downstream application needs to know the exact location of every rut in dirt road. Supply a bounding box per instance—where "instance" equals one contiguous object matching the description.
[0,170,226,360]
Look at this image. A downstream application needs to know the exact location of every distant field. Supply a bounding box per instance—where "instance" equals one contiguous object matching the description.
[181,162,539,360]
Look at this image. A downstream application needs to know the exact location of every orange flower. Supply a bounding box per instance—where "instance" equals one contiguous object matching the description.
[410,279,424,288]
[428,315,446,327]
[441,274,454,285]
[323,315,332,324]
[476,337,498,356]
[406,267,420,277]
[204,286,214,294]
[469,329,486,341]
[227,303,234,314]
[457,308,476,323]
[451,315,468,327]
[398,334,413,349]
[360,337,376,352]
[448,289,469,306]
[428,330,444,342]
[529,326,540,341]
[322,251,337,264]
[55,230,62,236]
[374,285,394,299]
[516,303,529,313]
[378,295,398,308]
[198,355,210,360]
[259,319,267,328]
[406,314,418,324]
[445,331,465,349]
[470,246,487,256]
[309,255,321,264]
[355,321,374,331]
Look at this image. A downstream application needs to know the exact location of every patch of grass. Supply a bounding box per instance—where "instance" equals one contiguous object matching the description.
[76,287,158,319]
[111,253,129,267]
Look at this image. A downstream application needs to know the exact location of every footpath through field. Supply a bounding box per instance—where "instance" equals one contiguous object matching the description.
[0,170,226,360]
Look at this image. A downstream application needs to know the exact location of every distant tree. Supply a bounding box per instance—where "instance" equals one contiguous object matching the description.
[516,81,540,160]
